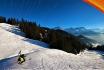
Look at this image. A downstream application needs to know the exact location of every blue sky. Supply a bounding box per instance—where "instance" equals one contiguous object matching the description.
[0,0,104,29]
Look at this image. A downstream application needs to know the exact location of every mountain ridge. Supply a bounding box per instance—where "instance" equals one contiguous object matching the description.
[0,23,104,70]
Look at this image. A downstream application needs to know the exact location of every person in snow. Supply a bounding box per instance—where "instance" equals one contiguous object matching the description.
[18,51,26,64]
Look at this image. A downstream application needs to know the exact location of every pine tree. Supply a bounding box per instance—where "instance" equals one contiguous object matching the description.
[0,16,6,23]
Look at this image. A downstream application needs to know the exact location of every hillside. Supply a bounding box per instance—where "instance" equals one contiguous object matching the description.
[0,23,48,60]
[0,23,104,70]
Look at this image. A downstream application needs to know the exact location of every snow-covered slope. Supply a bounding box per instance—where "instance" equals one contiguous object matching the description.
[0,50,104,70]
[0,23,48,60]
[0,23,104,70]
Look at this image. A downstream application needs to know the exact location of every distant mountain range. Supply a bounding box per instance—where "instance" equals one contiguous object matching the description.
[52,27,101,47]
[64,27,104,45]
[53,27,104,45]
[64,27,103,36]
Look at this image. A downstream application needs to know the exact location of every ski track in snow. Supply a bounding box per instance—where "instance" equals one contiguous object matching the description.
[0,23,104,70]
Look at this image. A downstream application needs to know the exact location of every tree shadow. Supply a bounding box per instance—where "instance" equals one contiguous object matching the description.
[22,38,48,48]
[0,56,17,69]
[0,26,25,36]
[1,25,48,48]
[10,27,25,36]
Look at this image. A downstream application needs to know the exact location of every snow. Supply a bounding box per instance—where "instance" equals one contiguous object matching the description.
[0,23,104,70]
[92,43,101,47]
[0,23,25,36]
[0,49,104,70]
[0,23,48,60]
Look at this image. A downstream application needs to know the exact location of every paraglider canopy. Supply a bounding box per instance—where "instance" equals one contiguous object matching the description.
[84,0,104,13]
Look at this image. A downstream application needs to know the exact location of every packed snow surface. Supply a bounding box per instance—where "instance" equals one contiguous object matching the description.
[0,23,104,70]
[0,50,104,70]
